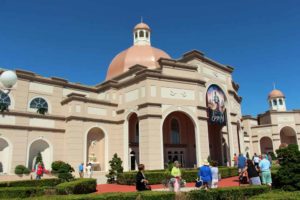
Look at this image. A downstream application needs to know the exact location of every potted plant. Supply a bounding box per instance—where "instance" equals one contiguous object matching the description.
[37,107,48,115]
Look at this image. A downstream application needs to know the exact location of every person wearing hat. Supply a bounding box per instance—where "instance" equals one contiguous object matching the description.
[198,160,212,190]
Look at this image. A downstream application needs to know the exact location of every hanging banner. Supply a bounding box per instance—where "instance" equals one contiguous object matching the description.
[207,85,226,125]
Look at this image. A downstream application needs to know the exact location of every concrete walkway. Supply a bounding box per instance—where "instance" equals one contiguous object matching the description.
[96,176,239,194]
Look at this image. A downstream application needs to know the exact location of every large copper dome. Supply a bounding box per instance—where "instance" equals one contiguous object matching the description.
[106,22,171,80]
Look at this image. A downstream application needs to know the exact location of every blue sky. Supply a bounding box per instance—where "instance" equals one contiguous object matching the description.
[0,0,299,116]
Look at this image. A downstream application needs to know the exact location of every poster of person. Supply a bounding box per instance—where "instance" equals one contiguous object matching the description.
[207,85,226,125]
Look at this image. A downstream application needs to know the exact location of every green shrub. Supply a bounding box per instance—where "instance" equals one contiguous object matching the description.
[56,178,97,195]
[0,186,45,198]
[14,165,30,175]
[0,178,63,187]
[274,144,300,191]
[106,153,124,183]
[187,186,270,200]
[117,167,238,185]
[249,190,300,200]
[51,161,74,182]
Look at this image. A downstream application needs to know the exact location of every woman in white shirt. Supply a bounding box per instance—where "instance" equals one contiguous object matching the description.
[210,161,219,188]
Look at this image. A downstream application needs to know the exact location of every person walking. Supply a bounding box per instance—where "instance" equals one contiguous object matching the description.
[237,153,246,173]
[242,159,261,185]
[86,163,92,178]
[36,162,43,180]
[259,154,272,186]
[170,161,182,192]
[136,164,151,191]
[198,160,212,190]
[210,161,219,188]
[233,153,238,167]
[78,163,84,178]
[252,153,260,169]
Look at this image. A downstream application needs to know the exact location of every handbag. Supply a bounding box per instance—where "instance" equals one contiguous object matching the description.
[195,178,203,188]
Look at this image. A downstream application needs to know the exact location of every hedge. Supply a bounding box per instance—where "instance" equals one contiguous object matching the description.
[249,190,300,200]
[56,178,97,195]
[11,186,270,200]
[187,186,270,200]
[0,178,63,187]
[0,179,97,198]
[117,167,238,185]
[0,186,46,199]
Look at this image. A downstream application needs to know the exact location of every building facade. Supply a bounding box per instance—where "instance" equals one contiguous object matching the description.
[242,89,300,157]
[0,22,244,175]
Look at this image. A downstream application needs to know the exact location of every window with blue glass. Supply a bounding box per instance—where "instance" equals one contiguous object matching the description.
[30,97,48,114]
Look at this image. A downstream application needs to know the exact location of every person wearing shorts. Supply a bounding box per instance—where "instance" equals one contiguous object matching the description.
[259,154,272,186]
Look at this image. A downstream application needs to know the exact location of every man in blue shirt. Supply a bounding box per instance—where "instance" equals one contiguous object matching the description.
[237,153,246,173]
[259,154,272,186]
[78,163,84,178]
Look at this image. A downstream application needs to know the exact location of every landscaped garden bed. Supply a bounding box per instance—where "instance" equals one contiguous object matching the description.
[117,167,238,185]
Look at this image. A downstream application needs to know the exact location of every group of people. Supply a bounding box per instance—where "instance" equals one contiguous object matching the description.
[234,153,272,186]
[135,160,220,192]
[78,162,93,178]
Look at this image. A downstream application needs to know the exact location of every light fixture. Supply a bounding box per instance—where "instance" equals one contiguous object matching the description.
[0,70,18,94]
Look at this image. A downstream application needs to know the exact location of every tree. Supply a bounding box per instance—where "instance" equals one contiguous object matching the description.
[51,161,74,182]
[274,144,300,191]
[34,152,44,168]
[106,153,123,183]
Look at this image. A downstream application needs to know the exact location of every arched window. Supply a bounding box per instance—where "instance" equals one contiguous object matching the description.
[139,30,144,37]
[135,121,139,143]
[135,32,138,39]
[273,99,277,106]
[171,118,180,144]
[279,99,283,105]
[146,31,149,38]
[0,91,11,106]
[30,97,48,114]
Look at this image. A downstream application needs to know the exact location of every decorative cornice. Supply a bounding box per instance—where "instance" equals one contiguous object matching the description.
[231,81,240,92]
[61,96,118,107]
[138,103,161,110]
[273,139,280,141]
[197,106,207,111]
[198,116,208,121]
[1,111,65,121]
[0,124,65,133]
[228,90,242,103]
[116,109,125,115]
[242,115,257,121]
[251,124,276,129]
[138,114,162,120]
[158,58,198,71]
[178,50,234,74]
[230,112,237,116]
[65,116,124,124]
[16,69,97,92]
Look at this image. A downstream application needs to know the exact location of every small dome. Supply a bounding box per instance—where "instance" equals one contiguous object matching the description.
[106,45,170,80]
[134,22,151,31]
[268,89,285,99]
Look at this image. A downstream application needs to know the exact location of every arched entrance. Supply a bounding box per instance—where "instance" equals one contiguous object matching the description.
[260,137,274,154]
[28,139,51,170]
[0,138,10,174]
[162,111,196,168]
[128,113,139,170]
[206,85,228,165]
[280,126,297,145]
[86,127,105,171]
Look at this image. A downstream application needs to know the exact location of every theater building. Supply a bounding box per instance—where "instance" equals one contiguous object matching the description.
[242,89,300,156]
[0,22,244,175]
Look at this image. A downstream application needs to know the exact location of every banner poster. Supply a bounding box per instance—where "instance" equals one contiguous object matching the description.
[207,85,226,126]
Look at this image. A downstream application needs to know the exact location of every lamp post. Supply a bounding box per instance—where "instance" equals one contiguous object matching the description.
[0,70,18,94]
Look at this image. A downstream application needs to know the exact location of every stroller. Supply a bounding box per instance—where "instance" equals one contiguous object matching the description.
[239,170,248,185]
